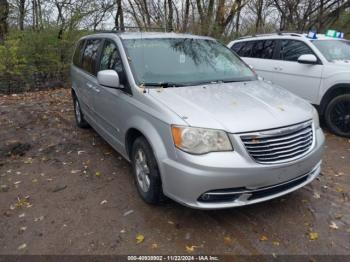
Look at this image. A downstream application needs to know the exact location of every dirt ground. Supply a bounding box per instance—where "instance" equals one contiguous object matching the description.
[0,88,349,255]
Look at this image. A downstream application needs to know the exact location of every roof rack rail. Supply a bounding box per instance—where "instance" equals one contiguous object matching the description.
[238,31,305,40]
[93,26,168,34]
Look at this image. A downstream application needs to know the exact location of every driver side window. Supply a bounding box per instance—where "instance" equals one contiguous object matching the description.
[279,40,314,62]
[100,40,127,87]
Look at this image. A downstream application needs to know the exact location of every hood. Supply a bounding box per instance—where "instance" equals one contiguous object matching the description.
[149,80,314,133]
[330,60,350,66]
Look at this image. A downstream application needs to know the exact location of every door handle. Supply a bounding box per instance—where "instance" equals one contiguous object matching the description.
[86,83,100,93]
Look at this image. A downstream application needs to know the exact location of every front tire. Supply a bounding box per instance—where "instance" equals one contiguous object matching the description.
[73,95,89,128]
[131,137,163,204]
[325,94,350,138]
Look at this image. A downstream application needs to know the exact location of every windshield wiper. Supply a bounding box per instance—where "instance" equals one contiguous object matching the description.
[141,82,186,88]
[187,79,252,86]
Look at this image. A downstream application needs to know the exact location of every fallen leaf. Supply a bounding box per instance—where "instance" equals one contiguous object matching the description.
[185,245,197,253]
[224,236,233,245]
[335,213,343,220]
[17,243,27,250]
[136,234,145,244]
[95,171,101,177]
[313,192,320,199]
[272,241,280,246]
[336,187,344,193]
[151,243,158,249]
[15,197,31,208]
[309,232,318,240]
[329,221,338,230]
[260,235,268,241]
[24,158,33,164]
[123,210,134,216]
[34,215,44,222]
[0,184,9,192]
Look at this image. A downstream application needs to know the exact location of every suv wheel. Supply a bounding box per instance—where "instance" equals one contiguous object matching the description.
[73,95,89,128]
[325,94,350,138]
[131,137,163,204]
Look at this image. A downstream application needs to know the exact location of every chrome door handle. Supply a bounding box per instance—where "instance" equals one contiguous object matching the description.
[86,83,100,93]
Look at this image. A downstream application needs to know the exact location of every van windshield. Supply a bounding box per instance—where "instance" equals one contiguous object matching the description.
[123,38,256,87]
[312,40,350,62]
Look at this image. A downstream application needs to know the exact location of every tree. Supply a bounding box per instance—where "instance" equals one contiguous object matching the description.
[19,0,26,30]
[0,0,9,42]
[115,0,124,30]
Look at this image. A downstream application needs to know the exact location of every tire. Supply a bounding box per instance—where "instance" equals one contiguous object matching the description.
[131,136,163,204]
[72,94,89,128]
[325,94,350,138]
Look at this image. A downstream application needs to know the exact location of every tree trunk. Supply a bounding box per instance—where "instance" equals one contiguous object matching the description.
[235,0,242,38]
[0,0,9,42]
[128,0,142,28]
[182,0,190,32]
[196,0,205,34]
[37,0,43,30]
[255,0,264,33]
[142,0,151,27]
[19,0,26,30]
[167,0,173,31]
[115,0,124,31]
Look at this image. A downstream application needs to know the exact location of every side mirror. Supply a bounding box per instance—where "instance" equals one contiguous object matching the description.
[97,70,122,88]
[297,54,318,64]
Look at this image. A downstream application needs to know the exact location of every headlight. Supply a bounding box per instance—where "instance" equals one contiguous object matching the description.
[312,107,320,129]
[171,125,233,154]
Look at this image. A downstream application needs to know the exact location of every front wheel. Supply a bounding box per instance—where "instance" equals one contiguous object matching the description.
[131,137,163,204]
[325,94,350,138]
[73,95,89,128]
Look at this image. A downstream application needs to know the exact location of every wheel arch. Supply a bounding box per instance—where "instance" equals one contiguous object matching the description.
[125,128,145,160]
[124,121,169,165]
[319,84,350,115]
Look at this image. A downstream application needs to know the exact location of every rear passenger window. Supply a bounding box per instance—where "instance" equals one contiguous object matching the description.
[81,39,102,75]
[73,40,85,67]
[250,40,276,59]
[279,40,313,62]
[237,41,255,57]
[261,40,276,59]
[231,42,244,53]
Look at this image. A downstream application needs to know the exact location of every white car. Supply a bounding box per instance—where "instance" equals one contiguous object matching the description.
[228,33,350,137]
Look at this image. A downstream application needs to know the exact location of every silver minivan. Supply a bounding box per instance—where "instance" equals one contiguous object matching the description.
[71,32,324,209]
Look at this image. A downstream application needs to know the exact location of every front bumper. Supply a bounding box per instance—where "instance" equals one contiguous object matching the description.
[160,127,325,209]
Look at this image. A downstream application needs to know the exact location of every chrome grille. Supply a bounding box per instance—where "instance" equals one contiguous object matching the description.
[241,121,314,164]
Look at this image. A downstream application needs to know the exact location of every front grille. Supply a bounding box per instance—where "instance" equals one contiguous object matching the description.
[241,121,314,164]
